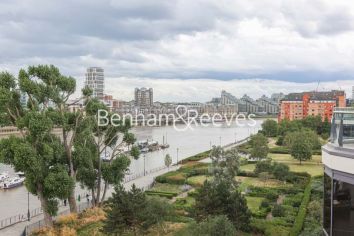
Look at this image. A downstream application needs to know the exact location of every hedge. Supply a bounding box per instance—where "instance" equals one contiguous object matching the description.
[145,190,178,199]
[289,178,312,236]
[179,151,210,163]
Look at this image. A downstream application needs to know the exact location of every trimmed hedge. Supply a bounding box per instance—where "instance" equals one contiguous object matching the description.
[269,146,290,154]
[179,151,210,163]
[145,190,178,199]
[289,178,312,236]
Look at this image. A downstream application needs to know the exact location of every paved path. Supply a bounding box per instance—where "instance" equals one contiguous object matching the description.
[0,165,180,236]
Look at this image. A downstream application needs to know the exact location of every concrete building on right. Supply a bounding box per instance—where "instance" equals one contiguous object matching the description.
[322,107,354,235]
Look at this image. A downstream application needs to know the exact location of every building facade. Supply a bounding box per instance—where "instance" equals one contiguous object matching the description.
[279,91,346,121]
[322,108,354,235]
[134,87,153,107]
[256,95,279,114]
[85,67,104,100]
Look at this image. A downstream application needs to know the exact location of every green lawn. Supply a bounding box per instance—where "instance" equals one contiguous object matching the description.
[149,183,183,194]
[269,153,323,176]
[240,164,256,172]
[186,175,212,187]
[246,196,265,213]
[237,176,292,191]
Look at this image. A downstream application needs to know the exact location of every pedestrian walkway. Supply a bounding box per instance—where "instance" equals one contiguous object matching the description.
[0,165,180,236]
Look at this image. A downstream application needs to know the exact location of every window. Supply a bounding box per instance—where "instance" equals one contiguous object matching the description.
[324,173,332,235]
[332,179,354,235]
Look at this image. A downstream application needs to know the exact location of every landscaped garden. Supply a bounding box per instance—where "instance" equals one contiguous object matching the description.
[31,116,327,236]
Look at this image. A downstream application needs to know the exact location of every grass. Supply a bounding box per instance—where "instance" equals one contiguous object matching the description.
[269,153,323,176]
[150,183,183,194]
[246,196,265,213]
[186,175,212,187]
[237,176,292,191]
[77,221,104,236]
[240,164,256,172]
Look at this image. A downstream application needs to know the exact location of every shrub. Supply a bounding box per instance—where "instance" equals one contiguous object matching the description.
[265,191,278,201]
[145,191,177,199]
[56,214,78,227]
[290,179,312,236]
[59,226,77,236]
[272,162,290,181]
[272,204,285,217]
[254,159,272,174]
[183,215,236,236]
[276,135,284,145]
[269,146,289,154]
[260,199,270,209]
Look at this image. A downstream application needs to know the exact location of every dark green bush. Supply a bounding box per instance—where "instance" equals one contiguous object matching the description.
[290,179,312,236]
[269,146,289,154]
[272,204,285,217]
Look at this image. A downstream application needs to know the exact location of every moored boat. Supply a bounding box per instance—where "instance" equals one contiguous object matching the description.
[2,177,25,189]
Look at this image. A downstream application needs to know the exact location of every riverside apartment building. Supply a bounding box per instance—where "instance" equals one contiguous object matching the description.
[278,90,346,122]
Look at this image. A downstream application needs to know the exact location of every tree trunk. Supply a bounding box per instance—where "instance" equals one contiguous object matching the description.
[100,182,109,204]
[68,188,77,213]
[37,186,53,227]
[63,130,78,213]
[96,149,102,206]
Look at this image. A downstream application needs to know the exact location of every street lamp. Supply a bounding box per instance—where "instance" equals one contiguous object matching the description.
[234,132,237,143]
[176,148,179,165]
[27,191,30,221]
[143,154,146,176]
[219,136,221,146]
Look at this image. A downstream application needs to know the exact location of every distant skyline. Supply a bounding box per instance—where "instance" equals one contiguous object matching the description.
[1,0,354,101]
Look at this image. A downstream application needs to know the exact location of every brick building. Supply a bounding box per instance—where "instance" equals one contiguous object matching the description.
[279,90,346,121]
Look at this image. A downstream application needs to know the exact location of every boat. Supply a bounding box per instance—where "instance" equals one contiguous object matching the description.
[160,134,170,149]
[2,177,25,189]
[0,172,9,182]
[15,171,25,177]
[141,147,149,153]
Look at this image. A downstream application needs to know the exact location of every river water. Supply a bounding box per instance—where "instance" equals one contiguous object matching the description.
[0,119,263,219]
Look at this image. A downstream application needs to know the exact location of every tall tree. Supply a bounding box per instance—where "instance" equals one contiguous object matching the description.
[250,133,269,160]
[0,69,74,225]
[103,184,171,235]
[289,132,312,165]
[75,96,138,206]
[261,119,278,137]
[164,154,172,170]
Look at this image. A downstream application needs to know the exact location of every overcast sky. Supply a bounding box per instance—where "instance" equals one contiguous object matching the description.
[1,0,354,101]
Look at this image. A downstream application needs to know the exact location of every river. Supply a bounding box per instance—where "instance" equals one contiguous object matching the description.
[0,119,264,220]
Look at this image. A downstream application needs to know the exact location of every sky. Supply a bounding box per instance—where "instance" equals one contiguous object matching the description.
[1,0,354,101]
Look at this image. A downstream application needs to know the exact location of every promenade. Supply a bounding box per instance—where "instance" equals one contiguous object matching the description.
[0,165,179,236]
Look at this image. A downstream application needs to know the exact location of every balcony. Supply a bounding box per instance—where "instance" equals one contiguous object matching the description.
[322,107,354,175]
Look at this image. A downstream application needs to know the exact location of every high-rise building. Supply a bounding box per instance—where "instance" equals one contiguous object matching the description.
[85,67,104,100]
[352,86,354,99]
[322,107,354,235]
[134,87,153,107]
[279,90,346,121]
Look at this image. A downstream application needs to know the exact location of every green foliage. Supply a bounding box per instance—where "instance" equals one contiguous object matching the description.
[269,146,289,154]
[250,133,269,159]
[129,145,140,160]
[288,131,313,165]
[194,179,251,231]
[164,154,172,168]
[254,160,272,174]
[261,119,278,137]
[272,204,285,217]
[181,215,236,236]
[272,162,290,181]
[290,179,312,236]
[103,184,171,235]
